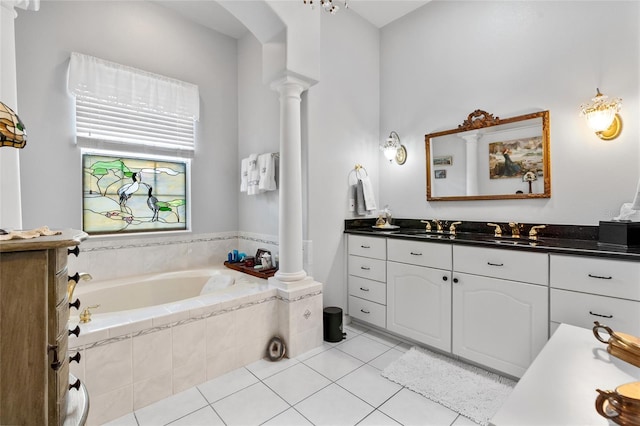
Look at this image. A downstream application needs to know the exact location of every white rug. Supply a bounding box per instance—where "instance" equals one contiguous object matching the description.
[381,347,517,425]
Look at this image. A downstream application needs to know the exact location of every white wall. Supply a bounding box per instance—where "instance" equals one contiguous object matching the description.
[237,32,280,236]
[379,0,640,225]
[307,11,380,308]
[15,0,239,233]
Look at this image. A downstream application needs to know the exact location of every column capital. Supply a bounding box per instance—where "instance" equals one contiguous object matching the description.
[270,71,317,95]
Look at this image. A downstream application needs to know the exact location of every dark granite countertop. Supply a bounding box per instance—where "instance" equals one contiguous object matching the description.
[344,218,640,261]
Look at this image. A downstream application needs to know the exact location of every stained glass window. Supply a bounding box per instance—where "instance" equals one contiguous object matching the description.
[83,152,189,234]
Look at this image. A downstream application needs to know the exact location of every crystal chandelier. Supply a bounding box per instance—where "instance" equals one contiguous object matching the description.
[303,0,348,15]
[579,88,622,140]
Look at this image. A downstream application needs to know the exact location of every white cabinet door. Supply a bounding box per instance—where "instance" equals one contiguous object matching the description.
[452,272,548,378]
[387,261,451,352]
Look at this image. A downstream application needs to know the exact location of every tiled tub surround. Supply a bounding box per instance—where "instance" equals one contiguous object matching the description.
[69,234,322,424]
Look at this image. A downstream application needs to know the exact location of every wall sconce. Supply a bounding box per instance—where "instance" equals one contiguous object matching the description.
[380,131,407,165]
[0,101,27,149]
[579,88,622,140]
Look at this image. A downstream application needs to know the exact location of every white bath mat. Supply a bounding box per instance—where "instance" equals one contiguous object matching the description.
[381,347,517,425]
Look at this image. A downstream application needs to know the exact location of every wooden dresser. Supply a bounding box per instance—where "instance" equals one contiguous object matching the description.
[0,229,88,425]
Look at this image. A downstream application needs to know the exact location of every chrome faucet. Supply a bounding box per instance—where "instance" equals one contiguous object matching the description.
[508,222,522,238]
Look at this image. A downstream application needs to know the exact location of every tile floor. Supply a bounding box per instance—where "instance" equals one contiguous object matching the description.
[106,323,479,426]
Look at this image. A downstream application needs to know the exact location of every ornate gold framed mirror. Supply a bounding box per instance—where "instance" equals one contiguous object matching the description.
[426,110,550,201]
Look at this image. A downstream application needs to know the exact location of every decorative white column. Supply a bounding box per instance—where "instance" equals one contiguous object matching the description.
[1,2,24,230]
[269,73,315,288]
[460,131,481,196]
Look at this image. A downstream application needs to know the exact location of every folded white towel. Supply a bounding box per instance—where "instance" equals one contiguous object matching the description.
[240,158,249,192]
[247,153,260,195]
[360,175,377,211]
[258,153,277,191]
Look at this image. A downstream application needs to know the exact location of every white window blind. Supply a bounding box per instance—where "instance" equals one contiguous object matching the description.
[68,52,199,152]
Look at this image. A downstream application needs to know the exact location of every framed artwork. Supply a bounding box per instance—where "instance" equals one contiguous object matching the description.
[82,152,189,234]
[434,169,447,179]
[433,156,453,166]
[489,137,543,180]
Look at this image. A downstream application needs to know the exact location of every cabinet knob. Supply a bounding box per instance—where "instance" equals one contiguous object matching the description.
[70,352,81,364]
[69,298,81,310]
[48,344,61,371]
[69,325,81,337]
[442,276,448,281]
[453,278,459,283]
[69,378,81,391]
[68,246,80,257]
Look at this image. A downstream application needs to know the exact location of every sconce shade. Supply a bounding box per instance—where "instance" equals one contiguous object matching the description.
[0,101,27,149]
[380,131,407,165]
[580,89,622,140]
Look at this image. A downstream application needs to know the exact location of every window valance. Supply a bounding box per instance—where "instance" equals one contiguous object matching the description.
[67,52,199,121]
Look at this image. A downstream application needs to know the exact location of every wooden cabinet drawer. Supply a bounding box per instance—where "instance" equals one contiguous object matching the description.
[348,276,386,305]
[453,245,548,285]
[55,303,70,339]
[54,271,68,307]
[550,255,640,301]
[348,295,386,328]
[54,247,68,274]
[387,239,452,269]
[348,255,386,282]
[551,288,640,335]
[348,235,386,260]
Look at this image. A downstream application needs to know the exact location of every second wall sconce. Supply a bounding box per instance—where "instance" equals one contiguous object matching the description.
[579,88,622,140]
[381,131,407,165]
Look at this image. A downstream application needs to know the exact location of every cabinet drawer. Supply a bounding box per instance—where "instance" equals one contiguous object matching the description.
[550,255,640,301]
[453,246,548,285]
[551,288,640,335]
[55,303,70,339]
[54,271,68,307]
[348,235,386,260]
[54,247,68,274]
[348,255,386,282]
[348,276,386,305]
[348,295,385,328]
[387,239,452,269]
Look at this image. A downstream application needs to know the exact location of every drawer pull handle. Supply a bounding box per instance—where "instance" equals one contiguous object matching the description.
[69,379,81,391]
[589,311,613,319]
[487,262,504,267]
[588,274,612,280]
[48,344,61,371]
[69,299,81,310]
[68,246,80,257]
[360,245,371,249]
[69,325,81,337]
[360,309,370,314]
[70,352,81,364]
[410,252,423,256]
[360,266,371,270]
[359,287,370,292]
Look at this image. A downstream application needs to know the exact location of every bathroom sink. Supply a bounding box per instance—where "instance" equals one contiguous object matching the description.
[488,237,541,245]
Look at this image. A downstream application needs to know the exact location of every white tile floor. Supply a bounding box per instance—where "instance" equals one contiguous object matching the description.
[105,323,479,426]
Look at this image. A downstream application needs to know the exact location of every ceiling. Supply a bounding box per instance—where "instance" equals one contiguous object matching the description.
[155,0,431,39]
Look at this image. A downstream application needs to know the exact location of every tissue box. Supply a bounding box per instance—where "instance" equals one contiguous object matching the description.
[599,221,640,247]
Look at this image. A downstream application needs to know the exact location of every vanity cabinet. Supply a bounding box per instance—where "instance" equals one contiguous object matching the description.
[347,235,387,328]
[386,240,452,351]
[0,230,88,425]
[452,246,549,378]
[550,254,640,336]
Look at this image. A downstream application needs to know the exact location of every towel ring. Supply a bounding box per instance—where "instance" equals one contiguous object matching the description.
[348,164,368,185]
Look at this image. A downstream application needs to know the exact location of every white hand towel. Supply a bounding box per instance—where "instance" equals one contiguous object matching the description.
[240,158,249,192]
[247,154,261,195]
[360,175,377,211]
[258,153,277,191]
